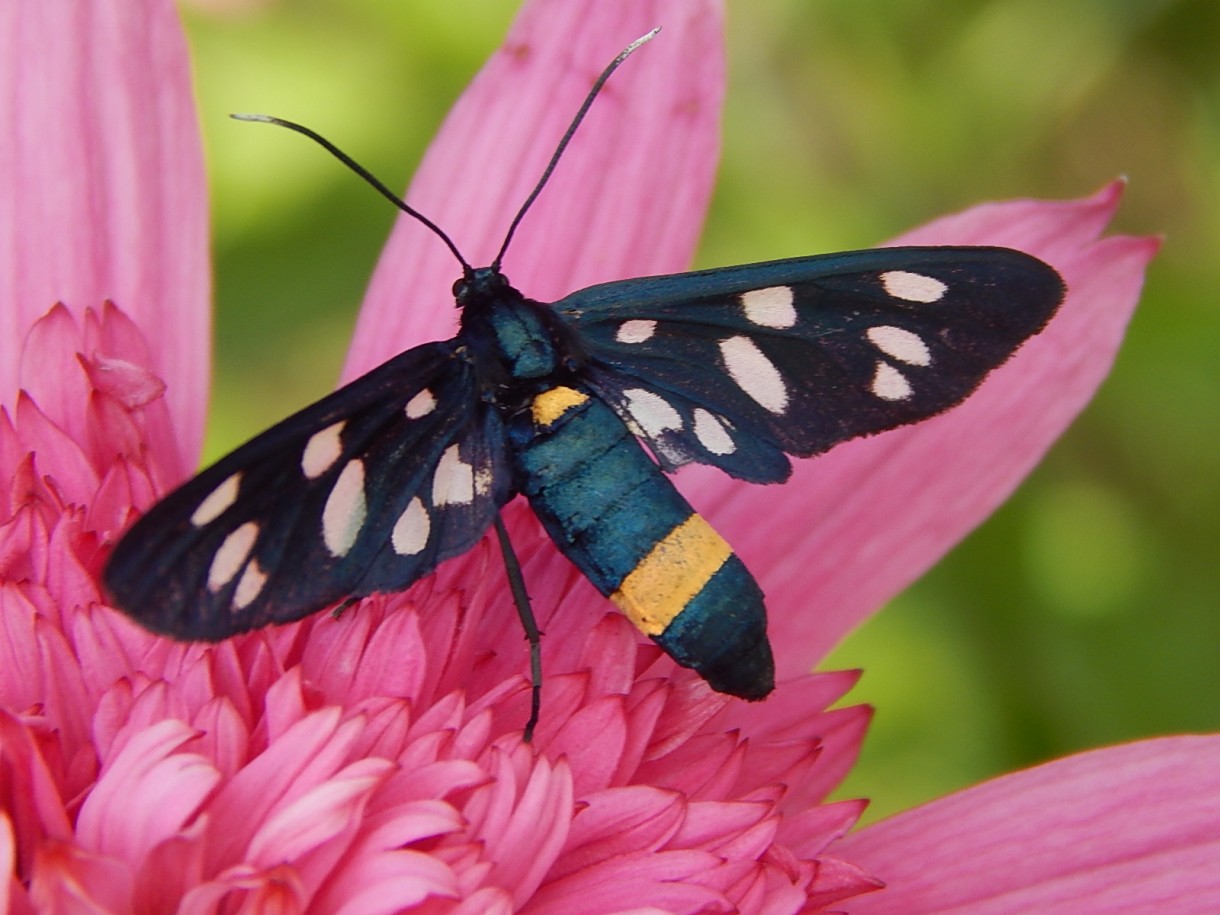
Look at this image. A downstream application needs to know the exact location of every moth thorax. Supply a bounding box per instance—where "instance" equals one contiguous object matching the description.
[491,302,559,379]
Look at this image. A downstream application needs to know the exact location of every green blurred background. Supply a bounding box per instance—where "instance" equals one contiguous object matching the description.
[181,0,1219,823]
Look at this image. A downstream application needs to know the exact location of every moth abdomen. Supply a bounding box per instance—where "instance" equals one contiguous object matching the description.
[513,384,774,698]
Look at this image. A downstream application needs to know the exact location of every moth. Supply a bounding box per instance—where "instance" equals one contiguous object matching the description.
[105,32,1064,738]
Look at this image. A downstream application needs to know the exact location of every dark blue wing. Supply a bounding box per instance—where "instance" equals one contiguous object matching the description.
[104,341,511,640]
[556,246,1064,483]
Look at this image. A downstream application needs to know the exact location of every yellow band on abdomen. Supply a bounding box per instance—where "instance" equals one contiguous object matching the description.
[531,386,589,428]
[610,514,732,636]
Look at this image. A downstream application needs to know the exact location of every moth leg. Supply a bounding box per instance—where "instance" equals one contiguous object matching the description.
[493,513,543,742]
[330,596,360,621]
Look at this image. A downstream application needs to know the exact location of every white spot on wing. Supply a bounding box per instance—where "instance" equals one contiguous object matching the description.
[233,560,268,609]
[623,388,682,436]
[406,389,437,419]
[322,460,367,557]
[301,421,345,479]
[192,474,241,527]
[432,445,474,507]
[693,409,736,455]
[871,362,913,401]
[207,521,259,591]
[392,497,430,556]
[718,336,788,414]
[867,325,932,367]
[881,270,947,303]
[616,319,656,344]
[740,286,796,329]
[475,465,495,495]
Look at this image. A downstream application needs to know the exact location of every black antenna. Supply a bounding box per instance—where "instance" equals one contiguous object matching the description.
[231,27,659,275]
[491,27,660,269]
[230,112,472,273]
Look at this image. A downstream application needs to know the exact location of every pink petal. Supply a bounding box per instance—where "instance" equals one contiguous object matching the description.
[15,306,90,447]
[81,356,166,412]
[480,753,574,904]
[0,588,43,715]
[0,711,74,856]
[544,696,630,796]
[131,820,208,915]
[447,887,515,915]
[348,799,466,850]
[672,799,772,851]
[83,302,184,484]
[177,865,309,915]
[309,800,467,912]
[300,602,428,703]
[688,184,1158,674]
[44,514,98,613]
[202,708,365,873]
[0,812,34,915]
[637,731,746,801]
[75,719,219,864]
[190,698,251,780]
[28,842,132,914]
[35,618,96,767]
[836,736,1220,913]
[802,855,885,910]
[245,758,394,867]
[526,849,729,915]
[0,0,210,464]
[782,705,871,814]
[556,786,685,878]
[344,0,724,378]
[326,853,461,915]
[14,394,98,509]
[780,799,869,859]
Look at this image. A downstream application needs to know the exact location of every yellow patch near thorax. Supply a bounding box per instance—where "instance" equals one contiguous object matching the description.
[531,386,589,428]
[611,514,732,636]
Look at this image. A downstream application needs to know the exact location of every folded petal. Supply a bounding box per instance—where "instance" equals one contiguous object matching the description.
[75,719,220,864]
[837,735,1220,913]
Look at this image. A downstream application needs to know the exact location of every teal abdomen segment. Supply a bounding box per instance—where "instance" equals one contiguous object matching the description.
[651,554,772,699]
[510,386,775,699]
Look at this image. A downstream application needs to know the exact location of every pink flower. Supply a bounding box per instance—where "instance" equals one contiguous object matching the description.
[3,1,1215,914]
